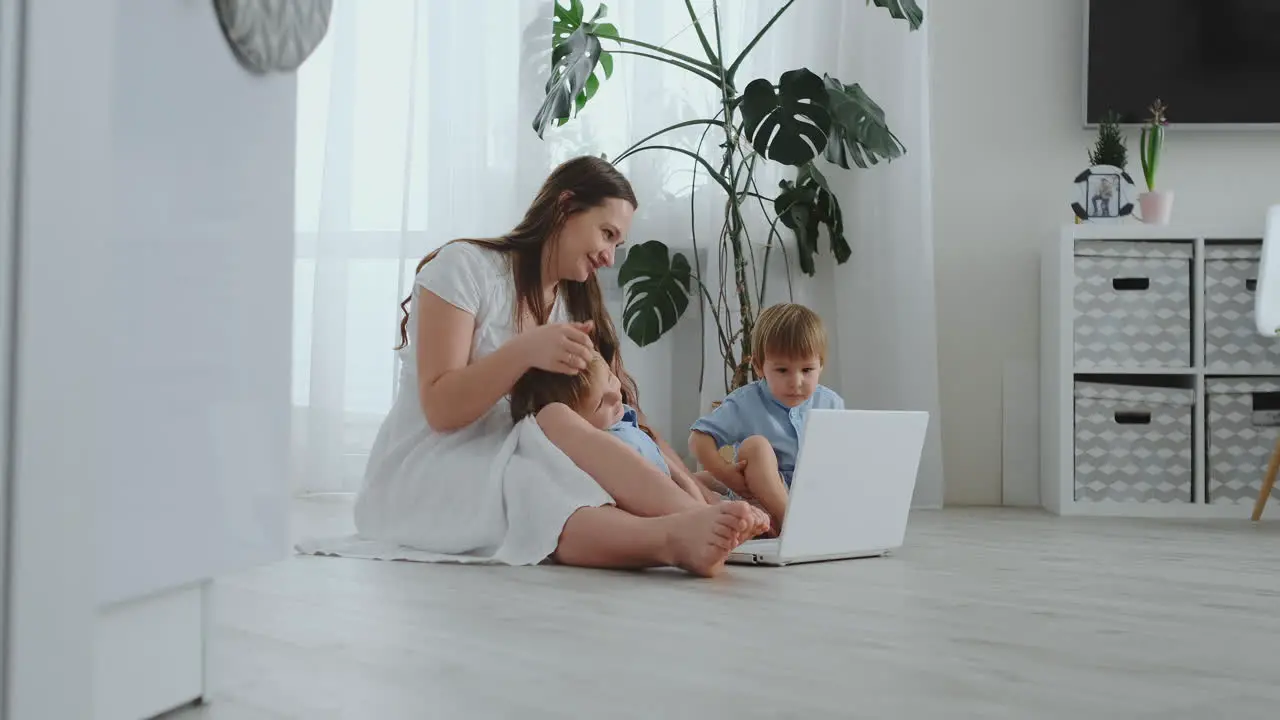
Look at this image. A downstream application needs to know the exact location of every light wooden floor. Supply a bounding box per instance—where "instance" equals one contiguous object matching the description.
[173,497,1280,719]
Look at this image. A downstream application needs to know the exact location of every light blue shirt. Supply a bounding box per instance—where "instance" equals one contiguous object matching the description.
[690,380,844,477]
[608,405,669,475]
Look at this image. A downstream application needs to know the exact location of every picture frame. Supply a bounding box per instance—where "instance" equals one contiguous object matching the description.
[1071,165,1137,224]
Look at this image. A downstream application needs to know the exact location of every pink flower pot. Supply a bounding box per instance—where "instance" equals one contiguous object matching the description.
[1139,190,1174,225]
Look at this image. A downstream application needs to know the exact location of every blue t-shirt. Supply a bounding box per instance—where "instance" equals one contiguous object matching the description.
[608,405,669,475]
[690,380,844,481]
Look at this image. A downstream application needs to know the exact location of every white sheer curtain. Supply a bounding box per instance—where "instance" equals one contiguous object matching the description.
[820,0,945,508]
[703,0,945,507]
[292,0,943,505]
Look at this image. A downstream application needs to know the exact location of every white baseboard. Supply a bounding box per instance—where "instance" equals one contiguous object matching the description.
[93,581,208,720]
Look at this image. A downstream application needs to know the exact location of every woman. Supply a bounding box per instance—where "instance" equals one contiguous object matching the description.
[354,156,767,577]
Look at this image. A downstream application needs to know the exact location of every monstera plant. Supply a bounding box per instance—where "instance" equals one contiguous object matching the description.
[534,0,923,392]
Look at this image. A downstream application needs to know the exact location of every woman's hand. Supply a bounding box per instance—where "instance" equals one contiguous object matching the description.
[517,320,595,374]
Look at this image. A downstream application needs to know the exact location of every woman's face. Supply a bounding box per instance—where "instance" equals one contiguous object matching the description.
[552,196,634,283]
[576,354,625,429]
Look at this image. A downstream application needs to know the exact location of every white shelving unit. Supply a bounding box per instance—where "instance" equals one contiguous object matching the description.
[1041,223,1280,518]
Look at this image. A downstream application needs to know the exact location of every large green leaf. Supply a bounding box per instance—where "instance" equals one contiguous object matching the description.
[821,74,905,170]
[537,0,618,134]
[739,68,832,167]
[868,0,924,29]
[617,240,693,347]
[534,26,600,137]
[774,163,848,276]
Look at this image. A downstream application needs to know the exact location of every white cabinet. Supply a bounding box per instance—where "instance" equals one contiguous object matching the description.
[96,0,293,610]
[5,1,294,717]
[1042,224,1280,518]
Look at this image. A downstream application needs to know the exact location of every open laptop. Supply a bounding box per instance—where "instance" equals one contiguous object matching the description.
[728,409,930,566]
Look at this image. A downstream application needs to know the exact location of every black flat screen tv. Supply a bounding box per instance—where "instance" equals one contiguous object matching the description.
[1085,0,1280,126]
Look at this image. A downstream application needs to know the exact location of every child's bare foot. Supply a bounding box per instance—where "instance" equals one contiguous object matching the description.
[767,514,784,538]
[663,502,755,577]
[717,500,770,540]
[749,505,773,538]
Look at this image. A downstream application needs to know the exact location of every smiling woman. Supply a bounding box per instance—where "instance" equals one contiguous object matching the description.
[341,155,769,577]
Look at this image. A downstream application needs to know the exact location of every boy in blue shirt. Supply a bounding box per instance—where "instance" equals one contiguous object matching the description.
[688,303,844,534]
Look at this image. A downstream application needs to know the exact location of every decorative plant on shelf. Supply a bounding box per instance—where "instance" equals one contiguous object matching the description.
[532,0,923,393]
[1138,98,1173,224]
[1139,98,1168,192]
[1088,111,1128,170]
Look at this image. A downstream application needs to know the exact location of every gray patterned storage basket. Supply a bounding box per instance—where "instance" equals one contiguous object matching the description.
[1074,381,1194,503]
[1073,241,1192,369]
[1206,377,1280,506]
[1204,244,1280,371]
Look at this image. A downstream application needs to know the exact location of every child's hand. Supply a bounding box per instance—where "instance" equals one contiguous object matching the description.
[716,459,750,494]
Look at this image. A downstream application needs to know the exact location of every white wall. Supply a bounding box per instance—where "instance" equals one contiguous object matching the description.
[931,0,1280,505]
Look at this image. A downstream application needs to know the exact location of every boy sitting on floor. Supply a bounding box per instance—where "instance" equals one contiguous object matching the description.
[688,303,844,533]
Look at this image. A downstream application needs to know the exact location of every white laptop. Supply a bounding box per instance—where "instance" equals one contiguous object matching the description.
[728,409,930,566]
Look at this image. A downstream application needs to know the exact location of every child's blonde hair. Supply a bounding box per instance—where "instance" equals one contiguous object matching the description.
[751,303,828,366]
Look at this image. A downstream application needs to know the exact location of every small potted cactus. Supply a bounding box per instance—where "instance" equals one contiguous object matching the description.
[1139,99,1172,224]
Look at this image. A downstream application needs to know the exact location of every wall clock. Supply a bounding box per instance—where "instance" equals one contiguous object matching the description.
[214,0,333,74]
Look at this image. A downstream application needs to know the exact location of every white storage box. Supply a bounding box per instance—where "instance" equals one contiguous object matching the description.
[1073,241,1192,369]
[1206,377,1280,506]
[1074,380,1194,503]
[1204,244,1280,372]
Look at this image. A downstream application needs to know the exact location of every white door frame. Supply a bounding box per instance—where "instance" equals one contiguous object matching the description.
[0,0,19,709]
[2,0,111,716]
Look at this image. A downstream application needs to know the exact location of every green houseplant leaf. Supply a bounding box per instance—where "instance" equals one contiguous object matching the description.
[535,1,618,136]
[821,75,905,169]
[617,240,693,347]
[739,68,832,167]
[868,0,924,29]
[526,0,923,393]
[774,163,848,276]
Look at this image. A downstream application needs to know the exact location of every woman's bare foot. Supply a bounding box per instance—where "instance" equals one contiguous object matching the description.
[662,502,756,577]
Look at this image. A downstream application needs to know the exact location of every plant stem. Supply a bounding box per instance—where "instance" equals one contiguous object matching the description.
[726,0,798,83]
[755,188,795,304]
[612,35,721,75]
[682,0,720,66]
[607,50,722,86]
[613,144,734,196]
[713,0,755,390]
[740,152,775,307]
[1140,124,1163,191]
[613,118,723,165]
[735,151,761,309]
[693,277,734,361]
[687,110,726,395]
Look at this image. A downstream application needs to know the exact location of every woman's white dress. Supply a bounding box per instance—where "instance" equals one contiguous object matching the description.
[353,242,614,564]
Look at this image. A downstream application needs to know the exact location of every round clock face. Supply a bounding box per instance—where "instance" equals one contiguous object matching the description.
[215,0,334,74]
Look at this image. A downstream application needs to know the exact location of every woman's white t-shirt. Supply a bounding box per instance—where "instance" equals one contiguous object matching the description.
[352,241,613,563]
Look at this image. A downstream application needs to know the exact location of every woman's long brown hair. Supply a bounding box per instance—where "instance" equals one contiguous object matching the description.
[396,155,640,406]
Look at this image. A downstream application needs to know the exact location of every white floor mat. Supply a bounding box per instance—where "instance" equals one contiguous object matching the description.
[294,534,501,564]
